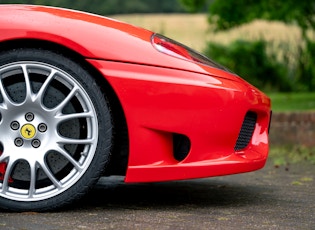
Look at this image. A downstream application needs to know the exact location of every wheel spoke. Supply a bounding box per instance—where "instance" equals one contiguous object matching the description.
[0,151,9,163]
[0,74,12,108]
[28,162,37,198]
[56,146,83,172]
[57,136,94,145]
[34,69,57,103]
[0,103,7,110]
[53,86,79,114]
[55,111,93,123]
[21,64,33,101]
[39,161,62,189]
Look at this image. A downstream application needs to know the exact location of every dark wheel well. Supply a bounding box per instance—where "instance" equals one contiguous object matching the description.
[0,39,129,176]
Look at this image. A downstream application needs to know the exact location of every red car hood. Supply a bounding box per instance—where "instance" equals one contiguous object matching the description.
[0,4,242,82]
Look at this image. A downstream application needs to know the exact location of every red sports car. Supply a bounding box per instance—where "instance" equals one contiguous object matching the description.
[0,5,271,211]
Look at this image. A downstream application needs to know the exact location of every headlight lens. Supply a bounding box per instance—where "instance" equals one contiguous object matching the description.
[151,33,229,72]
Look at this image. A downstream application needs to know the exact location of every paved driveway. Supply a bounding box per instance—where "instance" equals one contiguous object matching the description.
[0,159,314,229]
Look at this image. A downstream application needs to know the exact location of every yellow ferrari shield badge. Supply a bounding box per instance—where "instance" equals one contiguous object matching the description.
[21,124,36,139]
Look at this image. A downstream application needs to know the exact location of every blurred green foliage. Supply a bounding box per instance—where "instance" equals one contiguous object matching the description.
[181,0,315,33]
[297,38,315,91]
[182,0,315,92]
[179,0,212,12]
[205,40,290,91]
[208,0,315,34]
[205,39,315,92]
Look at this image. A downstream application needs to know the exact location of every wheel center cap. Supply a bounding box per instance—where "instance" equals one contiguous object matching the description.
[21,124,36,139]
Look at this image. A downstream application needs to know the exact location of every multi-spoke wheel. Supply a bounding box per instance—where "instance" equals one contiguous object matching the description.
[0,49,112,211]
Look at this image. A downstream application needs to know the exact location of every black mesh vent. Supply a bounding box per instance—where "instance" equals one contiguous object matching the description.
[234,112,257,151]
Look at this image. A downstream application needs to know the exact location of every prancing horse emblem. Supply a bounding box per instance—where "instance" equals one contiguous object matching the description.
[21,124,36,139]
[25,128,32,136]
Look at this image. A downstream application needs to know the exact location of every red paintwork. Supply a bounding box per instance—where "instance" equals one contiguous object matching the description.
[0,5,271,182]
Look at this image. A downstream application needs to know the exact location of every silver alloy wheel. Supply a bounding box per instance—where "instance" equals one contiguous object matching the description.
[0,61,98,201]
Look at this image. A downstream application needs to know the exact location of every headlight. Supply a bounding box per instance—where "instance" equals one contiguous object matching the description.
[151,33,229,72]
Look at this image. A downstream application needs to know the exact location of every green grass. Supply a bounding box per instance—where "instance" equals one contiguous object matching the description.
[268,92,315,112]
[269,145,315,166]
[268,93,315,166]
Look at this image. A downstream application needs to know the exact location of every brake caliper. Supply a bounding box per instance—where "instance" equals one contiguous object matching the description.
[0,159,13,183]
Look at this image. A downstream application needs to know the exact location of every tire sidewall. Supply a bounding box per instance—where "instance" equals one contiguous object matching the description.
[0,48,112,211]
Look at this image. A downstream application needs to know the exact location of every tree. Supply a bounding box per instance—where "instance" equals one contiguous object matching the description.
[181,0,315,34]
[181,0,315,92]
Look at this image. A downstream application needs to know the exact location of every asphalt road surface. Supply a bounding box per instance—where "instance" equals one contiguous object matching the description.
[0,159,314,230]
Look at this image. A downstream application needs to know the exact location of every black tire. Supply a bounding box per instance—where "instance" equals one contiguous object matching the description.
[0,48,112,211]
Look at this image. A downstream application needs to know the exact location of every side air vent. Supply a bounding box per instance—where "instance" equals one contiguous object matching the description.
[234,112,257,151]
[173,134,191,161]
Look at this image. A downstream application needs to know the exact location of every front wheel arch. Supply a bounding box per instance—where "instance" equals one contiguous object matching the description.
[0,38,129,176]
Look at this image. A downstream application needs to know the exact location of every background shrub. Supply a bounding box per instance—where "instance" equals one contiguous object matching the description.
[205,40,291,91]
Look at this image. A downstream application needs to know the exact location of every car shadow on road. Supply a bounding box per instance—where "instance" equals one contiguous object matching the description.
[72,175,274,211]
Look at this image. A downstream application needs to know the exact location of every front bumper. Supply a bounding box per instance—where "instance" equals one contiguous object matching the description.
[88,59,271,182]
